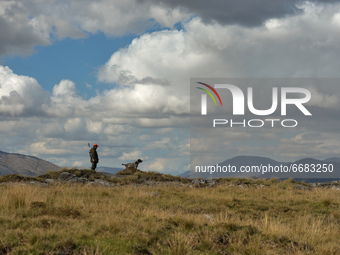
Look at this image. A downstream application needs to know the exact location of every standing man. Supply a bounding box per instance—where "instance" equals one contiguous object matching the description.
[89,144,99,171]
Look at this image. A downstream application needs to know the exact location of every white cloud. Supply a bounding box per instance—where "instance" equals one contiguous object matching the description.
[0,1,50,56]
[86,119,103,134]
[332,12,340,26]
[149,5,188,28]
[307,87,338,108]
[2,1,340,172]
[96,84,189,117]
[46,79,89,117]
[274,132,340,160]
[52,80,78,98]
[0,0,188,57]
[119,150,143,161]
[135,116,189,128]
[148,160,165,172]
[0,66,50,116]
[98,4,340,121]
[72,161,83,167]
[64,118,85,133]
[145,137,171,150]
[103,124,131,136]
[98,30,189,84]
[146,157,188,174]
[30,140,70,156]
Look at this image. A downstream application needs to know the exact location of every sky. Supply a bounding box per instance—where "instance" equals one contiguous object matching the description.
[1,0,340,174]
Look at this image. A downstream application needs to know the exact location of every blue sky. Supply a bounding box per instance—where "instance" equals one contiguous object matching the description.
[1,0,340,174]
[2,32,133,95]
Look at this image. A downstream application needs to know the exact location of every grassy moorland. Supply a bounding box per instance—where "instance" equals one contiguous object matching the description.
[0,170,339,254]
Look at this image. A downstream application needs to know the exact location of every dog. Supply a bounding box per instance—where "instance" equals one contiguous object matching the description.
[122,159,143,169]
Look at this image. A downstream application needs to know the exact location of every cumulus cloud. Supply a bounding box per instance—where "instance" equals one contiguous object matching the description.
[144,0,340,27]
[119,150,144,161]
[147,157,189,173]
[183,10,340,77]
[148,160,165,172]
[0,66,50,116]
[30,140,70,156]
[4,0,339,59]
[307,87,338,108]
[96,2,340,138]
[0,0,187,57]
[273,132,340,159]
[135,116,189,128]
[0,64,189,170]
[0,1,50,56]
[99,3,340,92]
[94,84,190,118]
[52,80,78,98]
[46,79,90,117]
[2,1,340,172]
[98,30,190,85]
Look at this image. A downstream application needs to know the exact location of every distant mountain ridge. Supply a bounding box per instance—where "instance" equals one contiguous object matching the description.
[324,157,340,164]
[0,150,60,177]
[190,156,340,180]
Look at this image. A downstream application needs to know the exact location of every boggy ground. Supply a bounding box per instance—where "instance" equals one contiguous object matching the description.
[0,169,339,254]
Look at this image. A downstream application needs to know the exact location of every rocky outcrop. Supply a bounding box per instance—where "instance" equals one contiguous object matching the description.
[0,168,339,190]
[311,180,340,190]
[190,179,216,187]
[55,171,116,186]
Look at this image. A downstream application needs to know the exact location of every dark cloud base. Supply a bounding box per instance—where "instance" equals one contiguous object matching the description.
[144,0,340,27]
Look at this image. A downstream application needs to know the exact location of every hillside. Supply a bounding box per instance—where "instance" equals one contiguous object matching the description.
[0,169,339,254]
[0,150,60,177]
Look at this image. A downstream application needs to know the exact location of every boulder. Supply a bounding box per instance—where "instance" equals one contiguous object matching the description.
[87,179,114,187]
[67,177,88,184]
[57,172,76,182]
[191,179,216,187]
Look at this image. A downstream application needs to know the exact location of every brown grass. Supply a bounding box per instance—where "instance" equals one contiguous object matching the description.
[0,181,338,254]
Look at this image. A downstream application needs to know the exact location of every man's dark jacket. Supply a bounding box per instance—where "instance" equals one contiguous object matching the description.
[89,147,99,163]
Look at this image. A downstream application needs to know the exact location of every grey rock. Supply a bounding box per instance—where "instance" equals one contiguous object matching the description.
[145,181,157,186]
[45,179,57,183]
[87,179,114,187]
[190,179,205,187]
[29,181,48,187]
[67,177,88,184]
[57,172,76,182]
[291,184,312,191]
[94,179,113,186]
[191,179,216,187]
